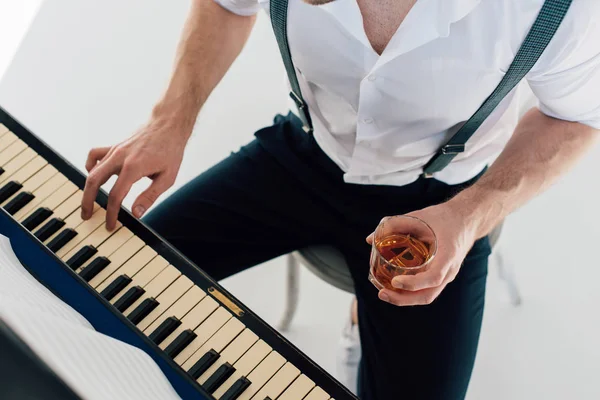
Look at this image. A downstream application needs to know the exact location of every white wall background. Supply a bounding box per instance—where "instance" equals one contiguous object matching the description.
[0,0,42,79]
[1,1,599,399]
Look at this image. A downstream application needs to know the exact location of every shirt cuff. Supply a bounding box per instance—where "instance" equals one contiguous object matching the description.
[539,103,600,130]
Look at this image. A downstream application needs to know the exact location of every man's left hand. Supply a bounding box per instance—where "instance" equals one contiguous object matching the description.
[367,202,479,306]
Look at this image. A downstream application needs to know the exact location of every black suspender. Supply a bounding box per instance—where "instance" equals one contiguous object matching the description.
[270,0,573,176]
[270,0,313,133]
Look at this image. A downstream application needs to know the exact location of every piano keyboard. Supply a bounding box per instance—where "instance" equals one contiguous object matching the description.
[0,110,355,400]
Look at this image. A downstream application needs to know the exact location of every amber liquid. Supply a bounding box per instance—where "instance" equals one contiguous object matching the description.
[372,234,431,290]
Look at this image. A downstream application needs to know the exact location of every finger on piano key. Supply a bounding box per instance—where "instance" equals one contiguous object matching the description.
[174,307,232,365]
[212,340,272,399]
[0,132,20,156]
[11,172,68,220]
[277,375,315,400]
[71,227,134,272]
[159,296,219,351]
[0,163,56,207]
[303,386,330,400]
[194,329,258,387]
[250,362,300,400]
[182,318,245,376]
[100,249,164,299]
[56,209,114,258]
[135,275,194,331]
[144,285,206,336]
[121,266,181,316]
[0,148,37,185]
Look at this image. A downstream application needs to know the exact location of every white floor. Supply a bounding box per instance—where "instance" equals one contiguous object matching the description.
[1,2,600,399]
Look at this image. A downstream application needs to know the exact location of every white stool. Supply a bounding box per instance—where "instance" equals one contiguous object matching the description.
[278,221,521,331]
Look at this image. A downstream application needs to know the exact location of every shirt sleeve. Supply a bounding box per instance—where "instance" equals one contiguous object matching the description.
[526,0,600,129]
[213,0,261,16]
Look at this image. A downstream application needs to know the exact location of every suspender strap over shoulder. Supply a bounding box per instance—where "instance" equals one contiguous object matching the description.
[422,0,572,177]
[269,0,573,175]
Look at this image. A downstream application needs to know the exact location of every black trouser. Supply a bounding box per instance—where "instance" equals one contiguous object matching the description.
[144,113,490,400]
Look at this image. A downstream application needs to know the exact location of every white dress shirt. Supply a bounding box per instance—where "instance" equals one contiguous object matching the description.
[215,0,600,186]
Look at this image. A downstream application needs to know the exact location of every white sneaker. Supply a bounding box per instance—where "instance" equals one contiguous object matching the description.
[336,307,361,394]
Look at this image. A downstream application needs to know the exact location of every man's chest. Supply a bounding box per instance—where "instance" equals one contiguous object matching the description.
[355,0,416,55]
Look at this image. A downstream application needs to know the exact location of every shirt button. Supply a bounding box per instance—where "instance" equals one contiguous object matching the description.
[367,75,377,82]
[363,117,374,124]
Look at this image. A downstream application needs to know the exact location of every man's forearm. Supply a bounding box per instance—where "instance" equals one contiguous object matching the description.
[151,0,256,140]
[449,107,599,238]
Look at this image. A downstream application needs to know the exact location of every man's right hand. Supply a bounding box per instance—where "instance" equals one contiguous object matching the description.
[81,119,187,230]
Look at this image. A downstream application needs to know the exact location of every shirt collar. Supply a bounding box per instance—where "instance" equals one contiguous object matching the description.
[318,0,482,65]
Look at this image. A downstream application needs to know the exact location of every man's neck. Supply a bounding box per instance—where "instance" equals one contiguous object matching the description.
[357,0,417,55]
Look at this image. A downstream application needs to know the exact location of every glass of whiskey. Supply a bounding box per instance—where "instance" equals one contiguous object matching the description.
[368,215,438,292]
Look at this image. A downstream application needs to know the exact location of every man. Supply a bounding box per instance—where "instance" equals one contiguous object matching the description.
[81,0,600,398]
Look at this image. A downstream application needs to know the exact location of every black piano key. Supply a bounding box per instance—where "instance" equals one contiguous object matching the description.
[203,362,236,394]
[34,218,65,242]
[0,167,4,177]
[188,349,220,380]
[100,275,132,301]
[65,245,98,270]
[4,192,34,215]
[78,256,110,281]
[46,229,78,252]
[113,286,145,312]
[0,181,22,204]
[21,207,53,231]
[264,397,272,400]
[220,377,251,400]
[127,298,159,325]
[148,316,181,345]
[164,329,197,359]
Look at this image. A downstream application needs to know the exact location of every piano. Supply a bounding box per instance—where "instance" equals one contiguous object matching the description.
[0,105,357,400]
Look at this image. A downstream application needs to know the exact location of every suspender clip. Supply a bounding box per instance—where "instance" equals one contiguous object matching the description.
[441,144,465,155]
[289,91,314,134]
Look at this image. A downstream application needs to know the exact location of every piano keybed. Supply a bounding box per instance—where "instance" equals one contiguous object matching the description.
[0,119,354,400]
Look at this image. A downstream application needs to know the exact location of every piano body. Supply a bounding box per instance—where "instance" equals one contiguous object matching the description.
[0,105,357,400]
